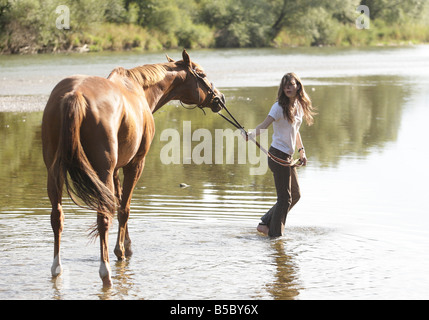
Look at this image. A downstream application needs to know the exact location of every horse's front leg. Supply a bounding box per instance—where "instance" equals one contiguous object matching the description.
[114,160,145,260]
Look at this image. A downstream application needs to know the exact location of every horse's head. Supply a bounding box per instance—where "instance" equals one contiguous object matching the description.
[168,50,225,113]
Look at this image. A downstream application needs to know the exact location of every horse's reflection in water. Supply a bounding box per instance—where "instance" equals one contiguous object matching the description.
[42,50,225,287]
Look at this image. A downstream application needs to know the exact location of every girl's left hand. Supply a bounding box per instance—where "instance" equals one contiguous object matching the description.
[299,150,307,166]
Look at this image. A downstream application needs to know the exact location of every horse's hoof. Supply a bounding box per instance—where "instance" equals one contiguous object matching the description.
[51,265,63,277]
[99,261,112,287]
[125,247,133,258]
[256,223,269,235]
[114,247,125,260]
[102,276,112,287]
[51,256,63,277]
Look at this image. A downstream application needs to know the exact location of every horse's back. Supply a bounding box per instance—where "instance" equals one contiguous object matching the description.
[42,74,155,170]
[43,75,118,125]
[42,75,122,165]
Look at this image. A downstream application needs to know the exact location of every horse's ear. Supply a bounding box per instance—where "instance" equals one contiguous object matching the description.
[166,54,175,63]
[182,49,191,67]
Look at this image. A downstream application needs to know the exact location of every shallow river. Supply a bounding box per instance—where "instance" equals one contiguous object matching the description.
[0,46,429,299]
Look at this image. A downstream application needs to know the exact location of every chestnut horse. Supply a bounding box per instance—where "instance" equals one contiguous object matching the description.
[42,50,225,287]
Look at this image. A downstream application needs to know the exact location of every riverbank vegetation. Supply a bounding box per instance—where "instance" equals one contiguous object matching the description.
[1,0,428,54]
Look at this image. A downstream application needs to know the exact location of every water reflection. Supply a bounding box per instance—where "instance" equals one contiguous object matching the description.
[111,260,136,299]
[0,77,409,215]
[220,76,409,168]
[304,76,408,166]
[266,240,300,300]
[0,112,45,210]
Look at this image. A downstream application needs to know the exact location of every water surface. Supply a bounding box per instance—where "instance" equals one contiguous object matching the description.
[1,46,429,299]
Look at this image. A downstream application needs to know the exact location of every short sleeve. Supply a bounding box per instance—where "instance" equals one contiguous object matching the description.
[268,102,282,121]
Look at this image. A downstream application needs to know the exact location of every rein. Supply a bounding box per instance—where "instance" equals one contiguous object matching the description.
[187,68,302,168]
[220,109,302,168]
[218,102,302,167]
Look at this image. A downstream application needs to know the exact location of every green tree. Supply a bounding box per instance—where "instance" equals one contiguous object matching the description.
[1,0,428,53]
[124,0,213,48]
[199,0,360,47]
[199,0,279,47]
[360,0,428,23]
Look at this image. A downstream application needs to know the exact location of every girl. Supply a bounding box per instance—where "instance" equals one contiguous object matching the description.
[246,73,315,237]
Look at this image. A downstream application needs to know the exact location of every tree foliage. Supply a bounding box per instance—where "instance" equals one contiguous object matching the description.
[1,0,428,53]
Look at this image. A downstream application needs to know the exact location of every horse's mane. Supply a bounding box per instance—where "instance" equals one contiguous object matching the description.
[108,63,169,88]
[108,60,205,89]
[127,64,169,88]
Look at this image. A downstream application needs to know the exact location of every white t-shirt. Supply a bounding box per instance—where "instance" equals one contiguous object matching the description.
[268,101,303,156]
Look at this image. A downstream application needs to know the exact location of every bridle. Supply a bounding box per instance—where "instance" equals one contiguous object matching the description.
[186,67,302,168]
[187,67,245,130]
[186,67,221,109]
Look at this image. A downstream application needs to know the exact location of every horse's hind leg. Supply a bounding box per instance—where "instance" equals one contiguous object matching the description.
[114,160,145,260]
[95,171,116,288]
[113,169,122,204]
[98,211,113,287]
[48,173,64,277]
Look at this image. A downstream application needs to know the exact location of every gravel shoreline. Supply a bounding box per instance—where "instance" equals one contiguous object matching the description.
[0,95,48,113]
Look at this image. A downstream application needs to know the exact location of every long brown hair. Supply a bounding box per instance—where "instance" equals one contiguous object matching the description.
[277,73,315,125]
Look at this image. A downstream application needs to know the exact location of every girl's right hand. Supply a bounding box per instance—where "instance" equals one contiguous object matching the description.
[241,130,249,141]
[244,131,256,141]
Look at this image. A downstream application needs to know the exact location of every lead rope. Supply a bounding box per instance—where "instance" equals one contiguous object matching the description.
[218,105,302,168]
[187,67,301,167]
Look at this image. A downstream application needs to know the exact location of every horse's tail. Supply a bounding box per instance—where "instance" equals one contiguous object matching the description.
[54,91,116,229]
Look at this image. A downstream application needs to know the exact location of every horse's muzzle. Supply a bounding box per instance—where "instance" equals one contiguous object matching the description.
[211,93,225,113]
